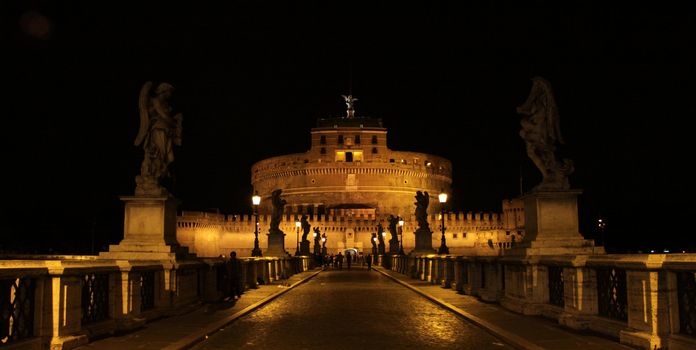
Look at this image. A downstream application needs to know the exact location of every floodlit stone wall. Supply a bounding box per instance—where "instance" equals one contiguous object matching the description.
[176,209,523,258]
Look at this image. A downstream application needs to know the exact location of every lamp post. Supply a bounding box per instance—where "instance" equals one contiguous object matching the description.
[437,191,449,255]
[295,220,301,256]
[251,192,262,257]
[398,218,405,255]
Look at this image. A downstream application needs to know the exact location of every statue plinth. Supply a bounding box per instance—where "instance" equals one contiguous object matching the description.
[412,227,436,255]
[265,229,287,257]
[100,195,192,260]
[300,241,311,256]
[389,238,400,254]
[510,189,602,256]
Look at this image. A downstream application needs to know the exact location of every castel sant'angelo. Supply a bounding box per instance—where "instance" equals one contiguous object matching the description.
[177,97,524,257]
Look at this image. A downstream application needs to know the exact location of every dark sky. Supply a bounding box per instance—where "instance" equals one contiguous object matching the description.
[2,1,695,253]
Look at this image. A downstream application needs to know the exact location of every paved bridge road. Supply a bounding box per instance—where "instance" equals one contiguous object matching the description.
[192,268,513,350]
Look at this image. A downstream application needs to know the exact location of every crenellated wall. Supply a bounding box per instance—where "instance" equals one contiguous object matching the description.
[176,207,524,258]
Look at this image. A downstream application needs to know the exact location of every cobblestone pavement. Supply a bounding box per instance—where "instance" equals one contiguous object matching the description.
[192,268,513,350]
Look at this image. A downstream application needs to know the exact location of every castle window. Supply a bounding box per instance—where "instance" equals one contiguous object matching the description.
[320,147,326,154]
[338,135,344,144]
[389,159,395,163]
[372,147,378,154]
[337,150,362,162]
[453,233,458,239]
[371,135,378,144]
[320,135,326,144]
[355,135,361,144]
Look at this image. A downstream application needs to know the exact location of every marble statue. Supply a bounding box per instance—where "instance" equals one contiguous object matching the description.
[388,215,399,240]
[134,81,183,196]
[270,189,287,232]
[414,191,430,231]
[517,77,574,190]
[301,215,311,241]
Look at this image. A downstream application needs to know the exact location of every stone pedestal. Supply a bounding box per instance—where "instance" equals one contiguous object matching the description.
[300,241,311,256]
[510,190,599,256]
[412,228,435,254]
[265,230,287,257]
[313,239,321,255]
[100,196,191,260]
[389,238,400,254]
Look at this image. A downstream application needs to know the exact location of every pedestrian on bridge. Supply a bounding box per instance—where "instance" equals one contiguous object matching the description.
[366,254,372,271]
[226,251,242,300]
[346,252,352,269]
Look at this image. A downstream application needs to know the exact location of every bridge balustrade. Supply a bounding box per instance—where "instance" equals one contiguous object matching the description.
[0,255,310,350]
[384,253,696,350]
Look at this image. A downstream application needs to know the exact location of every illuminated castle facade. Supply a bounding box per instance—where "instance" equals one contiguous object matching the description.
[176,106,524,257]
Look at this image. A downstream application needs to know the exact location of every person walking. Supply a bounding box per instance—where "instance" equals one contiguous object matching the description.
[226,251,242,300]
[346,252,352,269]
[366,253,372,271]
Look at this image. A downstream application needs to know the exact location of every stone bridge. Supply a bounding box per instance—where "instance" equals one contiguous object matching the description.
[1,252,695,350]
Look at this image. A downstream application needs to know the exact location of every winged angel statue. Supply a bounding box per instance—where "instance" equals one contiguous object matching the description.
[516,77,573,190]
[134,81,183,196]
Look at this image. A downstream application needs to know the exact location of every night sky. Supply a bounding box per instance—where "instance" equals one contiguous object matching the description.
[2,2,695,254]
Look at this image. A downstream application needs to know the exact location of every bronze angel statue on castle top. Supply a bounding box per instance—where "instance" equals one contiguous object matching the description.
[134,81,183,196]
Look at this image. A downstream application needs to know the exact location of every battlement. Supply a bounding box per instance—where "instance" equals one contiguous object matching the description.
[177,210,505,231]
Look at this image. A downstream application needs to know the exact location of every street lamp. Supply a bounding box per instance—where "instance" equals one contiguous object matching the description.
[398,218,405,255]
[598,218,607,247]
[251,192,262,257]
[295,220,301,256]
[437,191,449,255]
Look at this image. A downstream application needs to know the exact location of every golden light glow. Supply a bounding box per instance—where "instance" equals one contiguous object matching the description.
[335,151,345,162]
[335,150,363,162]
[399,219,404,227]
[295,221,301,228]
[438,192,448,203]
[252,193,261,206]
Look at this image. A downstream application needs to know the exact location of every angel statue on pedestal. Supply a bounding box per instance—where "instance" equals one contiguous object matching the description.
[134,81,183,196]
